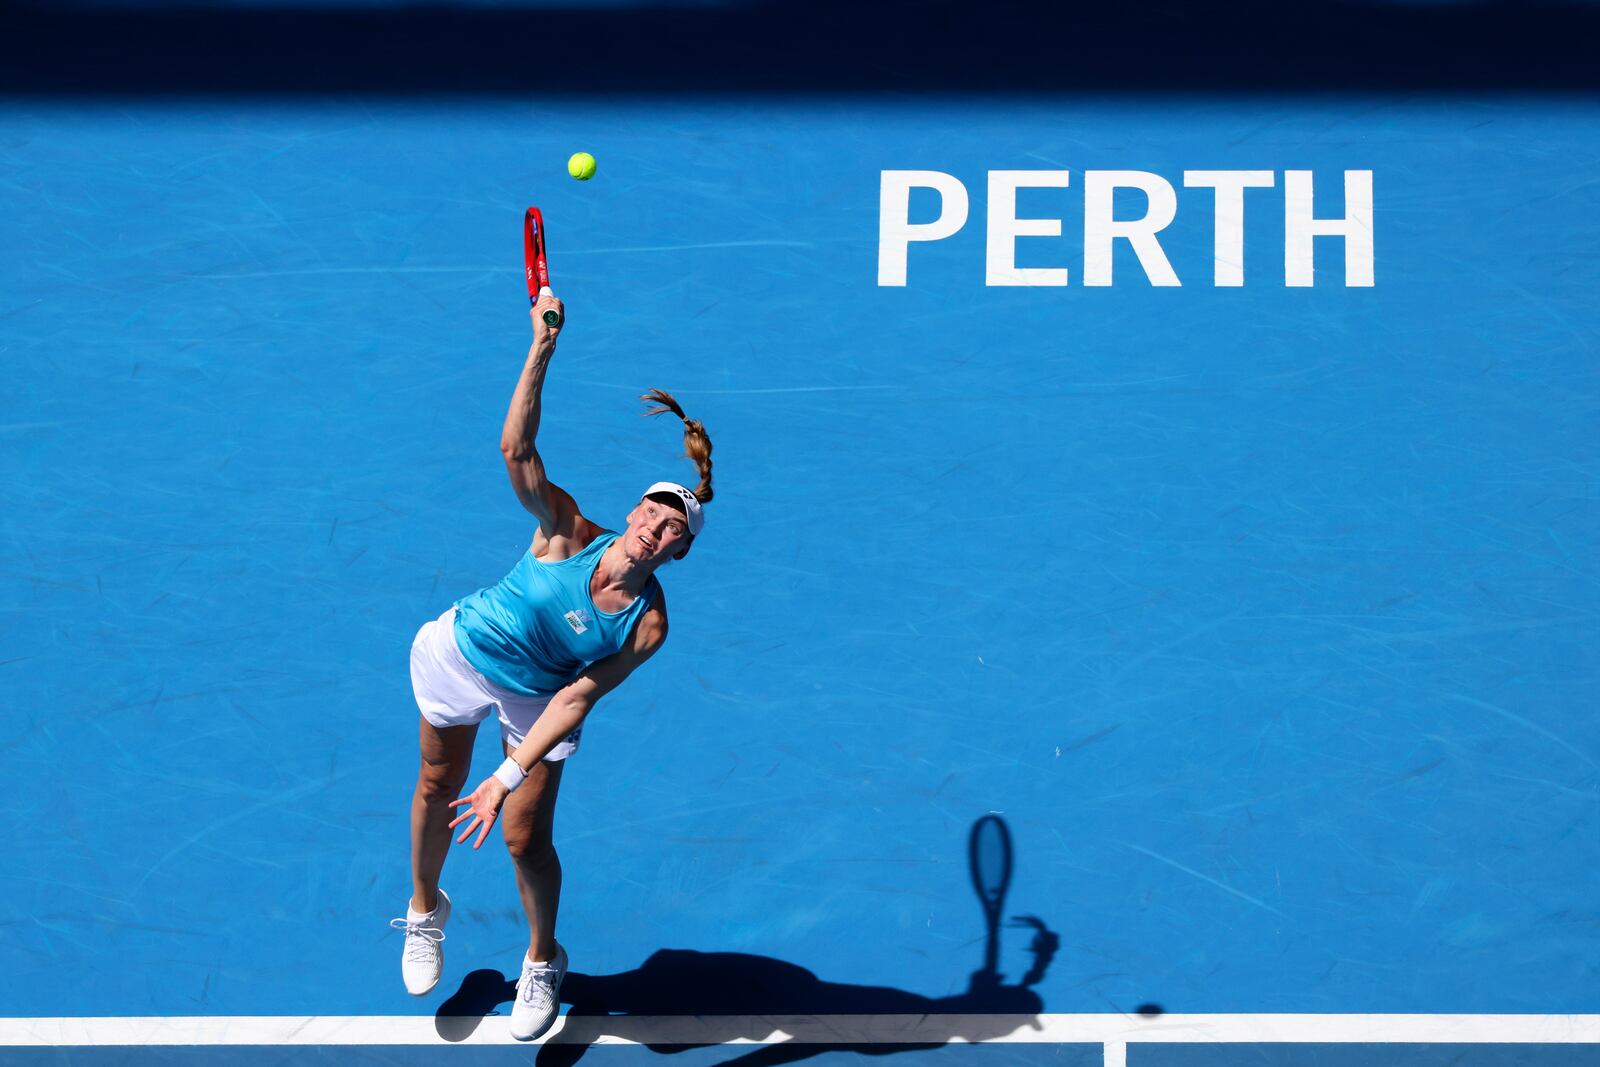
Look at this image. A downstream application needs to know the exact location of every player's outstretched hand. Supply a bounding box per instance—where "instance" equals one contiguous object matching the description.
[447,777,512,849]
[531,296,564,348]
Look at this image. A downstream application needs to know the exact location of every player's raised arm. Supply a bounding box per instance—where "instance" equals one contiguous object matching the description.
[499,297,581,537]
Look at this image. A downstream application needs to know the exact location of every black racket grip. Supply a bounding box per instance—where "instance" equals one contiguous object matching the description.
[532,287,563,328]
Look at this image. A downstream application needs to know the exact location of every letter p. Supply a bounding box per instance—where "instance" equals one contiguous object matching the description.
[878,171,970,287]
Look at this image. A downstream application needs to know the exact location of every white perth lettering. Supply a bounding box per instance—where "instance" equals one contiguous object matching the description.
[877,169,1374,288]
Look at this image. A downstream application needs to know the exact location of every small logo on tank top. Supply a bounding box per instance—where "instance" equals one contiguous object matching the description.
[564,608,592,635]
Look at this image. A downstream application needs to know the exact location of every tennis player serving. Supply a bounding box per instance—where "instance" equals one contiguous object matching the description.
[391,291,713,1041]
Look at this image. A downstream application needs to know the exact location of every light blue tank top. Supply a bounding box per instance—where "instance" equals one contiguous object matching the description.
[452,531,660,696]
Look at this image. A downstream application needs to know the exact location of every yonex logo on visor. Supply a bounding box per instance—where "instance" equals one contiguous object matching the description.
[643,481,705,537]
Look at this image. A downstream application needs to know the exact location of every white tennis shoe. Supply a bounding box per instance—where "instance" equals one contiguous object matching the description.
[390,889,451,996]
[510,943,568,1041]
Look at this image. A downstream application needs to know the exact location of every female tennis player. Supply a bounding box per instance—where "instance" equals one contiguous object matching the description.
[390,292,713,1041]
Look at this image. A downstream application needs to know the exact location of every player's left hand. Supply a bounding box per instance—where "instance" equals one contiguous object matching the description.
[447,778,511,849]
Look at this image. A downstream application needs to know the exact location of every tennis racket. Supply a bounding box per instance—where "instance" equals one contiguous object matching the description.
[523,206,563,328]
[969,815,1013,978]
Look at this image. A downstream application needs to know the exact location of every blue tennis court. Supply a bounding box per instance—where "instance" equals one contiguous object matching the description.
[1,2,1596,1063]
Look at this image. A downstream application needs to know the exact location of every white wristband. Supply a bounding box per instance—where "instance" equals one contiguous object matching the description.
[494,756,528,792]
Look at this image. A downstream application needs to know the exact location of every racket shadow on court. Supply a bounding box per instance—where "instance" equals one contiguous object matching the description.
[435,815,1060,1065]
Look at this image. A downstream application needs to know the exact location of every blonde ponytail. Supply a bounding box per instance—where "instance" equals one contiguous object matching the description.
[641,389,714,505]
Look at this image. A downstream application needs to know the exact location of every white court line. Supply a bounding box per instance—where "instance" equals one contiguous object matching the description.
[194,242,819,278]
[2,1015,1598,1053]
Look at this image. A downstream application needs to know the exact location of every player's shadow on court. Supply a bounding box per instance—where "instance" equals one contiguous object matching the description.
[435,816,1060,1066]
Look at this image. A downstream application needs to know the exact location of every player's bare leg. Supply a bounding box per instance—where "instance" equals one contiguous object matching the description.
[500,750,567,1039]
[392,717,477,995]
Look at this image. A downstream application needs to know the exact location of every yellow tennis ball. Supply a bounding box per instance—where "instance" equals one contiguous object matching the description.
[567,152,597,181]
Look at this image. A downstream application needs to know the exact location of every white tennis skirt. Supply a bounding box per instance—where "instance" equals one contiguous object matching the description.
[409,606,581,761]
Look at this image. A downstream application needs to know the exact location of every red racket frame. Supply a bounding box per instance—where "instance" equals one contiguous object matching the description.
[523,207,561,327]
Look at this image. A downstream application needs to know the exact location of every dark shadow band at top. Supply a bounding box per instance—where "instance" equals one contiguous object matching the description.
[6,1,1600,97]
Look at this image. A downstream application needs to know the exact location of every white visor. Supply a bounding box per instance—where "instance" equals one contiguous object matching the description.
[643,481,705,537]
